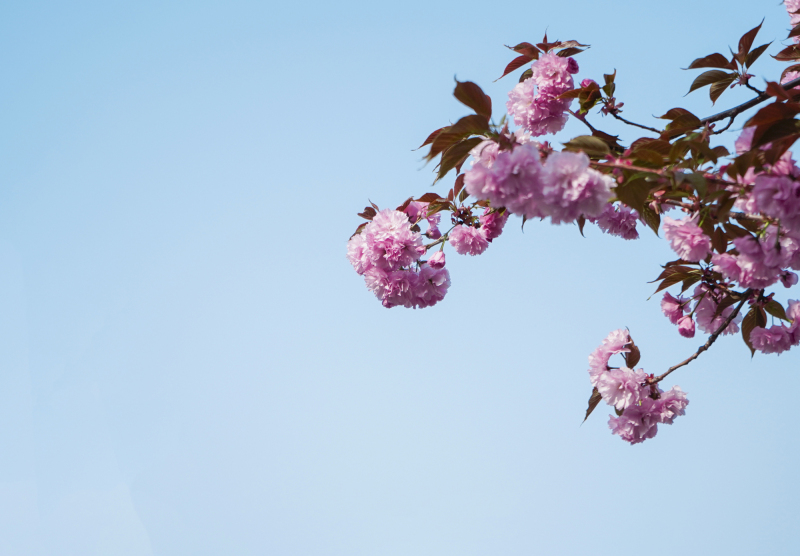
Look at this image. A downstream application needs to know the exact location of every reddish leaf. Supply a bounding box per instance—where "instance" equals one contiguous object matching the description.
[623,338,641,367]
[772,44,800,61]
[737,20,763,64]
[417,127,444,150]
[416,192,444,203]
[745,42,771,67]
[557,47,584,57]
[765,81,792,101]
[349,222,367,240]
[506,42,540,59]
[577,214,586,237]
[583,388,602,423]
[497,55,534,81]
[709,74,737,105]
[453,80,492,120]
[453,173,465,197]
[562,135,610,157]
[687,70,733,94]
[357,206,377,220]
[437,137,484,181]
[686,53,735,70]
[518,68,533,83]
[744,102,800,128]
[396,197,413,212]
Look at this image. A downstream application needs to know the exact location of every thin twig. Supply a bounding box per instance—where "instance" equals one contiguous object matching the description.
[649,289,753,384]
[711,116,735,135]
[698,76,800,127]
[744,83,764,96]
[568,109,600,134]
[608,112,661,133]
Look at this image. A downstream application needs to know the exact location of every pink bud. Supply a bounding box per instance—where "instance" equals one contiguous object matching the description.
[678,315,695,338]
[781,271,799,288]
[428,251,446,269]
[426,227,441,240]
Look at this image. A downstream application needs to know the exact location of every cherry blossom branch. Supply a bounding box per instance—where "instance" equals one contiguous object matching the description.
[698,76,800,127]
[568,109,602,134]
[649,289,753,385]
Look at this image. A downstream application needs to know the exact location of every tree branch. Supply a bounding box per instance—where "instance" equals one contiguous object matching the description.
[649,289,752,385]
[608,112,660,133]
[698,76,800,127]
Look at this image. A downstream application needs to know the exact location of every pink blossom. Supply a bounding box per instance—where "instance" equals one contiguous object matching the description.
[596,367,647,411]
[362,209,425,271]
[781,271,798,288]
[593,203,639,240]
[712,228,800,289]
[787,1,800,41]
[449,225,489,256]
[540,151,614,224]
[364,267,419,308]
[662,215,711,262]
[677,315,695,338]
[661,292,688,325]
[479,208,508,241]
[587,329,631,387]
[506,52,577,137]
[464,143,545,217]
[413,266,450,308]
[608,403,659,445]
[752,174,800,233]
[653,386,689,425]
[580,78,597,88]
[692,284,742,335]
[347,233,372,275]
[428,251,445,269]
[750,325,793,354]
[735,127,755,155]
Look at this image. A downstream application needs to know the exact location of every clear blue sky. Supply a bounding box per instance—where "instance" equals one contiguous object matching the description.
[1,1,798,554]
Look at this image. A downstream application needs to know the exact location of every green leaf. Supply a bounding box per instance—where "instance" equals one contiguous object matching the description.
[562,135,610,157]
[765,300,789,322]
[583,388,602,423]
[615,175,653,214]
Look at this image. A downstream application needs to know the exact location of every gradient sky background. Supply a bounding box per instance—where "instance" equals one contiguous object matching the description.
[1,1,799,554]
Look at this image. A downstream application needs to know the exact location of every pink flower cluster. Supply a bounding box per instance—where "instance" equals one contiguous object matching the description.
[464,145,613,224]
[506,52,578,136]
[661,285,743,339]
[347,209,450,308]
[787,1,800,43]
[591,203,639,240]
[448,208,509,256]
[750,299,800,354]
[588,329,689,445]
[662,214,711,262]
[712,227,800,290]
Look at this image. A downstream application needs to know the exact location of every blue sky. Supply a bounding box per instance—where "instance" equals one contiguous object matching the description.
[1,1,798,554]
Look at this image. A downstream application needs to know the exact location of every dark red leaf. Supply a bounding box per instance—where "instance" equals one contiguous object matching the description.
[453,80,492,120]
[583,388,602,423]
[453,173,465,197]
[557,47,584,57]
[737,20,763,63]
[417,127,444,150]
[357,206,377,220]
[496,55,534,81]
[416,192,444,203]
[687,70,733,94]
[709,74,737,105]
[437,137,484,181]
[506,42,540,59]
[772,44,800,61]
[744,102,800,128]
[745,42,771,68]
[686,53,735,70]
